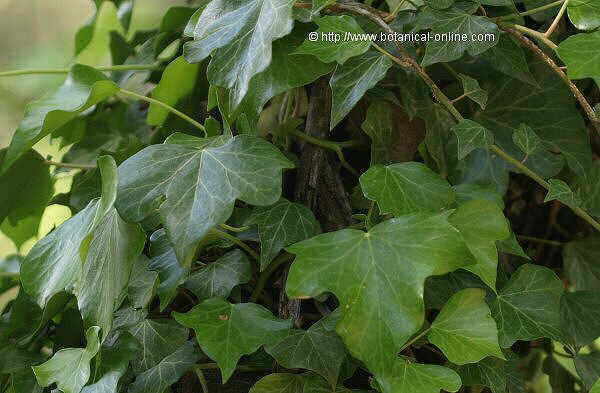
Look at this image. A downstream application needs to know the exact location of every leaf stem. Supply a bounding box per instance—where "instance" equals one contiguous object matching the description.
[119,88,207,135]
[517,235,564,247]
[544,0,570,37]
[502,23,558,49]
[399,327,430,352]
[495,0,565,21]
[43,160,96,170]
[193,366,209,393]
[210,228,259,260]
[0,64,160,77]
[250,253,295,302]
[220,223,250,233]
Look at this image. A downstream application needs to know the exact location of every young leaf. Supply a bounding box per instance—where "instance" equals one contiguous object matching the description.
[265,317,347,388]
[286,212,473,391]
[359,162,456,216]
[449,200,510,289]
[246,198,321,271]
[489,264,564,347]
[560,291,600,347]
[556,31,600,79]
[33,326,101,393]
[127,318,189,373]
[544,179,582,207]
[567,0,600,31]
[147,56,200,126]
[451,119,494,160]
[183,0,294,107]
[512,124,544,157]
[563,235,600,290]
[174,298,292,382]
[0,65,119,173]
[330,50,393,129]
[116,134,294,266]
[415,6,499,66]
[128,341,201,393]
[294,16,370,64]
[184,249,252,299]
[457,74,488,110]
[428,288,504,364]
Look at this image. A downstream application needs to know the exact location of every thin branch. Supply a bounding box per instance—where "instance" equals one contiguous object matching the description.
[544,0,570,37]
[502,26,600,135]
[210,228,259,260]
[399,327,431,352]
[219,223,249,232]
[119,89,207,135]
[44,160,96,170]
[0,64,160,77]
[517,235,564,247]
[495,0,565,21]
[503,23,558,49]
[250,253,295,302]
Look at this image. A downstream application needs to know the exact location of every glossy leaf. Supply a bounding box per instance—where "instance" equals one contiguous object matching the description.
[451,119,494,160]
[556,32,600,79]
[568,0,600,30]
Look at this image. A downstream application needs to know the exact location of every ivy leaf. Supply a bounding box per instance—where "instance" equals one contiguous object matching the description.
[453,357,506,393]
[480,33,537,86]
[127,255,158,309]
[250,372,369,393]
[591,379,600,393]
[294,16,370,64]
[428,288,504,364]
[127,318,188,373]
[246,198,321,270]
[117,134,293,266]
[457,74,487,109]
[560,291,600,347]
[449,200,509,289]
[80,332,140,393]
[265,317,347,388]
[32,326,101,393]
[380,361,461,393]
[330,50,392,129]
[574,352,600,390]
[76,1,125,66]
[147,56,200,126]
[556,32,600,79]
[489,264,564,347]
[425,0,454,9]
[174,298,292,382]
[544,179,582,207]
[361,101,394,165]
[183,0,294,107]
[359,162,456,216]
[451,119,494,160]
[184,249,252,299]
[512,124,544,157]
[567,0,600,30]
[0,65,118,173]
[415,6,499,66]
[574,162,600,217]
[286,213,473,392]
[128,341,201,393]
[563,235,600,290]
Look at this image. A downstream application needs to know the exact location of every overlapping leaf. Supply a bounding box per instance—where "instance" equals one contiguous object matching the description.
[568,0,600,30]
[556,32,600,79]
[560,291,600,347]
[563,235,600,290]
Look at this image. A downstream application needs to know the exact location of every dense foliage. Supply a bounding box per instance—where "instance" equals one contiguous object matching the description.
[1,0,600,392]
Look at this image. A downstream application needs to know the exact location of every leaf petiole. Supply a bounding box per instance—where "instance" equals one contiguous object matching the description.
[0,64,160,78]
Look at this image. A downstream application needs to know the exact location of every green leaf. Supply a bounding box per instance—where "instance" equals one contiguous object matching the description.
[480,33,537,86]
[286,213,473,392]
[574,162,600,217]
[457,74,487,110]
[560,291,600,347]
[0,346,45,373]
[489,264,564,347]
[148,228,189,309]
[80,332,140,393]
[0,65,119,173]
[359,162,455,216]
[451,119,494,160]
[556,32,600,79]
[453,357,506,393]
[127,318,189,373]
[512,124,544,157]
[575,352,600,390]
[449,199,510,289]
[591,379,600,393]
[265,317,347,388]
[416,6,499,66]
[246,199,321,270]
[568,0,600,30]
[128,341,201,393]
[425,270,488,310]
[234,27,334,124]
[33,326,101,393]
[330,50,393,129]
[117,134,293,266]
[147,56,200,126]
[127,255,158,309]
[183,0,294,107]
[250,372,368,393]
[544,179,582,207]
[564,235,600,290]
[294,16,370,64]
[76,1,125,66]
[428,288,504,364]
[184,249,251,299]
[425,0,454,9]
[361,101,395,165]
[174,298,292,382]
[379,361,462,393]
